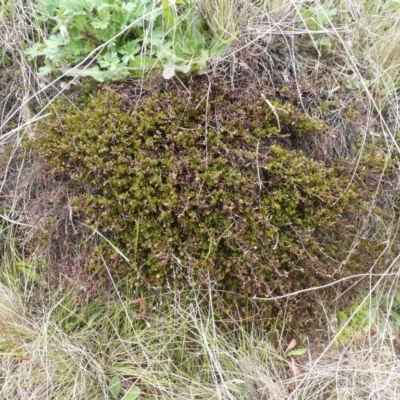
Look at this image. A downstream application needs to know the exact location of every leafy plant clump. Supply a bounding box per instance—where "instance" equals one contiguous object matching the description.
[30,81,386,320]
[26,0,232,81]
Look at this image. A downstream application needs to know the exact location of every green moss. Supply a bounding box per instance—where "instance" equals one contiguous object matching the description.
[28,82,389,321]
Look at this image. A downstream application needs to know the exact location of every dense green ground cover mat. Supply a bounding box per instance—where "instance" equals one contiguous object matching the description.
[30,77,388,319]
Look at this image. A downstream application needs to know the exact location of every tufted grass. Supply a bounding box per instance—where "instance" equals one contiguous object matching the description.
[0,257,400,399]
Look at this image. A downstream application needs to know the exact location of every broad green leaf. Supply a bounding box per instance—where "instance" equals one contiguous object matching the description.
[122,386,141,400]
[109,375,121,399]
[287,348,308,357]
[128,55,158,71]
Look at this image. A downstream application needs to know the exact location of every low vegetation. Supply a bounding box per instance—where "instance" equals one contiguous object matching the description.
[2,0,400,398]
[28,79,395,323]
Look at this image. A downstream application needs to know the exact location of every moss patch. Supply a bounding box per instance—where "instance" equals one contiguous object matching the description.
[28,77,391,322]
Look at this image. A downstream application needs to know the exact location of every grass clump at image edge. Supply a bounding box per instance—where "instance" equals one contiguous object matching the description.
[29,82,387,320]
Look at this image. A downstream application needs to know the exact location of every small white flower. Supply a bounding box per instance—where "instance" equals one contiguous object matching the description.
[60,25,69,39]
[163,63,176,79]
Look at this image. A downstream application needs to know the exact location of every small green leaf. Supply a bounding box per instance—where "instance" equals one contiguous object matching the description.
[287,348,308,357]
[109,375,121,399]
[38,64,56,76]
[390,310,400,326]
[45,34,69,48]
[122,386,141,400]
[64,39,85,56]
[91,17,109,30]
[98,52,120,71]
[25,44,45,58]
[119,41,141,63]
[314,36,332,51]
